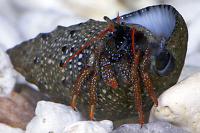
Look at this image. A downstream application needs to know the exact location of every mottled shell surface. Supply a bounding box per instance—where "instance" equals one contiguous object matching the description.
[7,5,188,124]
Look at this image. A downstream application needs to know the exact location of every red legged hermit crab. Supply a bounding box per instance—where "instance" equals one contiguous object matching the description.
[7,5,188,125]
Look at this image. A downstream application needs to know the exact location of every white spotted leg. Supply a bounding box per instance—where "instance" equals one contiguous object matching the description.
[89,71,98,120]
[140,49,158,106]
[131,50,145,126]
[70,67,91,110]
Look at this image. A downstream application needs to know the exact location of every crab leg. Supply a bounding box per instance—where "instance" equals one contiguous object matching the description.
[89,71,98,120]
[140,49,158,106]
[100,55,118,89]
[131,50,145,126]
[71,68,91,110]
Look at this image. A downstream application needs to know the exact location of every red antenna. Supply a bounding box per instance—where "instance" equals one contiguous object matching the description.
[116,12,120,24]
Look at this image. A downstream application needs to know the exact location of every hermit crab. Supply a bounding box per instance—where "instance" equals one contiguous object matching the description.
[7,5,188,125]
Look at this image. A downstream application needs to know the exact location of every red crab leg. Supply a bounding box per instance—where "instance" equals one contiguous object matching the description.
[131,50,145,126]
[140,49,158,106]
[89,71,98,120]
[104,65,118,89]
[130,27,145,126]
[71,68,91,110]
[100,55,118,89]
[116,12,120,24]
[131,27,136,55]
[62,23,114,67]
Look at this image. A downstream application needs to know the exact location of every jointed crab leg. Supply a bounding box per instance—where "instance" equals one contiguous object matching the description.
[140,49,158,106]
[100,55,119,89]
[89,71,98,120]
[130,27,145,125]
[69,21,115,110]
[71,68,91,110]
[131,50,145,126]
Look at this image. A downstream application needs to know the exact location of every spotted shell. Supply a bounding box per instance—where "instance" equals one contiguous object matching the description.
[7,5,187,124]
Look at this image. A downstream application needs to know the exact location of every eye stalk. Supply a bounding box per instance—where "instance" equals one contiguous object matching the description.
[152,48,175,76]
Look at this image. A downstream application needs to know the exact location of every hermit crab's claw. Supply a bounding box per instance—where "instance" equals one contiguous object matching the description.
[152,49,175,76]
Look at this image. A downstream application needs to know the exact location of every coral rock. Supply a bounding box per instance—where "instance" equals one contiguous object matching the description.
[111,121,189,133]
[26,101,81,133]
[150,73,200,133]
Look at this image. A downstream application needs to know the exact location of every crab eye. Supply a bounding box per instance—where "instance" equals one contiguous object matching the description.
[154,49,175,76]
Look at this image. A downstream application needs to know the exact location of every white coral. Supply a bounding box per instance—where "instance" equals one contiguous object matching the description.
[63,120,113,133]
[0,123,24,133]
[25,101,113,133]
[0,48,16,96]
[25,101,82,133]
[150,73,200,133]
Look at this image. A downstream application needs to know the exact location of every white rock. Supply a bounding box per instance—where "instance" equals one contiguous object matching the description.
[18,11,84,41]
[0,48,16,96]
[149,73,200,133]
[0,0,18,23]
[0,16,22,51]
[12,0,74,16]
[179,65,200,81]
[25,101,81,133]
[0,123,24,133]
[63,120,113,133]
[111,121,189,133]
[25,101,113,133]
[185,49,200,67]
[65,0,125,20]
[186,9,200,57]
[121,0,159,10]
